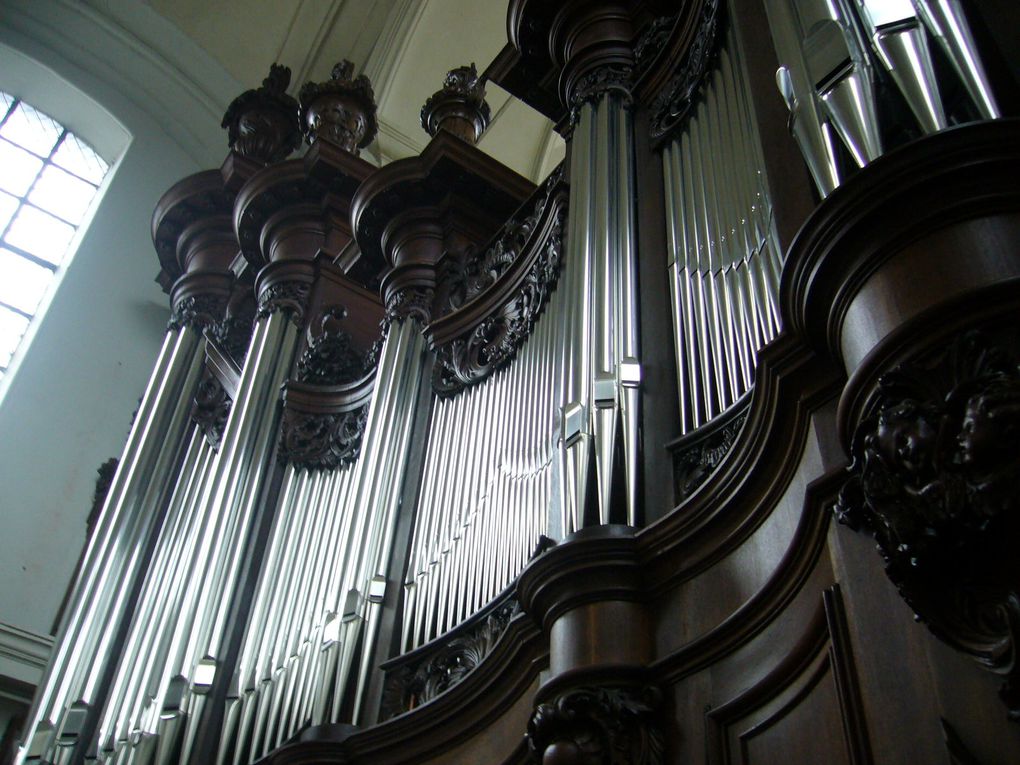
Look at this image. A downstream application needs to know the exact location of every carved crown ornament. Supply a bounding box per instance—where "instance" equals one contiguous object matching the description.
[420,63,492,144]
[835,330,1020,719]
[221,63,302,164]
[298,60,379,153]
[427,167,567,396]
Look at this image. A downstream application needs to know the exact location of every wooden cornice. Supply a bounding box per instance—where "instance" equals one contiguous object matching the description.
[782,118,1020,362]
[152,169,236,288]
[350,130,535,272]
[490,0,689,121]
[233,142,376,272]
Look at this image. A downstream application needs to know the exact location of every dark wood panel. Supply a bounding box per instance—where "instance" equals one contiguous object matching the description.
[706,587,870,765]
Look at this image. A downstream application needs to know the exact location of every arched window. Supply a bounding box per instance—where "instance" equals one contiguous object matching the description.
[0,91,110,380]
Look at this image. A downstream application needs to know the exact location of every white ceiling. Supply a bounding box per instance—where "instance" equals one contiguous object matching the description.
[146,0,564,180]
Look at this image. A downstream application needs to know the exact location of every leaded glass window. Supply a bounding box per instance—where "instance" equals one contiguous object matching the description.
[0,91,111,379]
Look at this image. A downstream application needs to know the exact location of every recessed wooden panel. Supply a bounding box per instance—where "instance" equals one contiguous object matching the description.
[707,586,871,765]
[734,654,849,765]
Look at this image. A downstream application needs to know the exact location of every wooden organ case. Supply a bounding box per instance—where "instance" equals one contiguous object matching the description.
[14,1,1020,764]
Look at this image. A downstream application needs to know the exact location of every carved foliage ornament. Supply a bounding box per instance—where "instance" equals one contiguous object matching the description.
[649,0,721,141]
[568,65,634,127]
[432,173,566,396]
[279,309,372,470]
[280,407,368,470]
[673,404,748,503]
[296,307,365,385]
[835,331,1020,718]
[168,294,227,331]
[385,286,435,327]
[528,685,664,765]
[382,597,520,719]
[256,281,311,326]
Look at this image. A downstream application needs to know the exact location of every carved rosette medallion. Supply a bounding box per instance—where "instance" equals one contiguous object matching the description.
[528,684,664,765]
[648,0,721,141]
[255,281,312,326]
[420,63,492,144]
[221,64,302,164]
[431,175,566,396]
[298,60,379,153]
[835,331,1020,718]
[168,294,228,331]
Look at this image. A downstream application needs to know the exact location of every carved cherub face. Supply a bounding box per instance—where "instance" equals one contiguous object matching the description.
[957,380,1020,470]
[872,400,938,476]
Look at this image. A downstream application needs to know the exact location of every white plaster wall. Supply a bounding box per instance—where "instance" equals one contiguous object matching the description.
[0,0,239,639]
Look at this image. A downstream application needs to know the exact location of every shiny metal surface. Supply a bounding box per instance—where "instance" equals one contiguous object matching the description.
[912,0,1001,119]
[18,325,205,764]
[402,285,562,650]
[662,27,781,437]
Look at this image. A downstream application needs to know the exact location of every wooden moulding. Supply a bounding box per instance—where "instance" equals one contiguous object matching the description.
[782,118,1020,368]
[424,178,567,349]
[233,141,376,273]
[350,131,534,275]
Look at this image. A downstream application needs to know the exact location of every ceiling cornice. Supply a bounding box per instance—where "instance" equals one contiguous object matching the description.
[1,0,240,166]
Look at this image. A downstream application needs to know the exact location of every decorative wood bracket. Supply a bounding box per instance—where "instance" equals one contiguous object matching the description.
[836,330,1020,720]
[425,168,567,396]
[278,310,375,470]
[527,678,665,765]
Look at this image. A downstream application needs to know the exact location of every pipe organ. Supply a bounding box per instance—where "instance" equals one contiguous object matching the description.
[15,2,1020,764]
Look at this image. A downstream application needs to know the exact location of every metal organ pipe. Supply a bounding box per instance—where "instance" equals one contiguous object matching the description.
[402,285,563,651]
[765,0,1003,199]
[17,325,205,765]
[662,25,782,436]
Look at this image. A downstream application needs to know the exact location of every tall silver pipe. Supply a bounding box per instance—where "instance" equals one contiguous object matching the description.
[662,25,780,436]
[97,428,213,749]
[912,0,1000,119]
[19,325,204,764]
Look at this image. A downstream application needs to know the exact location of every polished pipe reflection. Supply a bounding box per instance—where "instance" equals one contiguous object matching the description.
[663,27,781,436]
